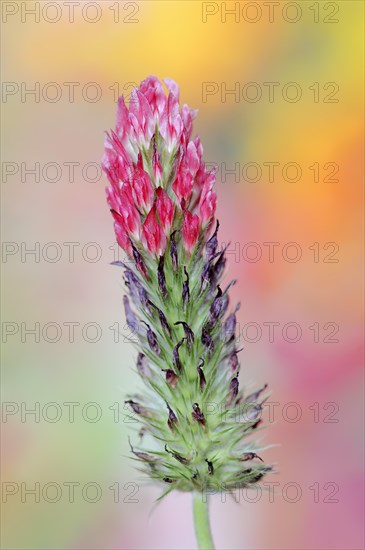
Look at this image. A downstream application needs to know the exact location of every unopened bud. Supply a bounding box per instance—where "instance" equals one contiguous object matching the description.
[206,220,220,261]
[205,458,214,475]
[173,337,185,372]
[163,369,178,388]
[243,384,268,404]
[227,376,239,405]
[125,400,149,417]
[166,402,178,430]
[241,452,264,462]
[182,266,190,309]
[201,328,214,356]
[142,322,160,355]
[175,321,194,350]
[158,255,168,298]
[136,352,151,378]
[197,359,206,392]
[192,403,206,427]
[165,444,189,464]
[170,230,179,271]
[148,301,171,337]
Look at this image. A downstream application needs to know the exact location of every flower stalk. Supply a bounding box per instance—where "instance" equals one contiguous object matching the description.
[193,493,215,550]
[102,76,272,549]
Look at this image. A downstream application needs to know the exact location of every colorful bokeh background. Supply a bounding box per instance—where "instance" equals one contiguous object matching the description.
[1,1,364,549]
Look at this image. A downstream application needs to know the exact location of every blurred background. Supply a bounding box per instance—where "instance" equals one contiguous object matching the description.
[1,1,364,549]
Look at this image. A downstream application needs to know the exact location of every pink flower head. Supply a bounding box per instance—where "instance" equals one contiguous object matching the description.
[103,76,217,265]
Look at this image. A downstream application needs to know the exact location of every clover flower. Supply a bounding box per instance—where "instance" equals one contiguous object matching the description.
[103,76,272,549]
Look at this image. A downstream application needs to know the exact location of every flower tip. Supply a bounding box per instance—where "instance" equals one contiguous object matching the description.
[163,77,180,101]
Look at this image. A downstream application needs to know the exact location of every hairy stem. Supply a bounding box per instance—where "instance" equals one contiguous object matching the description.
[193,492,215,550]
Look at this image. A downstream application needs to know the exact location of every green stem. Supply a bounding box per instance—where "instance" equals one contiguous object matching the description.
[192,492,215,550]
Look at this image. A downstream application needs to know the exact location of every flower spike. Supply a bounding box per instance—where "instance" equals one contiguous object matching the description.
[103,76,272,507]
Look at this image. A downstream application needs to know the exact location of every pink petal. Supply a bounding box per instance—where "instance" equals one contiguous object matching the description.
[182,210,200,253]
[155,187,174,232]
[142,206,166,256]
